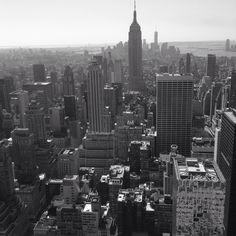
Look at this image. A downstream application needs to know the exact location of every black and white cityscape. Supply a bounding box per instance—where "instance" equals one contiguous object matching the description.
[0,0,236,235]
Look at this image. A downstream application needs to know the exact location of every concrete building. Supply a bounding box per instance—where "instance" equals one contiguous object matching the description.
[172,157,226,235]
[62,175,80,204]
[9,90,29,127]
[156,74,193,156]
[63,65,75,96]
[217,109,236,235]
[25,100,46,144]
[11,128,36,183]
[87,61,105,133]
[49,105,64,132]
[230,69,236,109]
[57,148,79,178]
[207,54,217,80]
[33,64,46,82]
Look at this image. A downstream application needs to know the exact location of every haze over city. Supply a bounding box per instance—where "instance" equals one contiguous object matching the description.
[0,0,236,47]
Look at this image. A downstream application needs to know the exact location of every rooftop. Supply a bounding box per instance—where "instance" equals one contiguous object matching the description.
[174,157,224,183]
[117,189,143,203]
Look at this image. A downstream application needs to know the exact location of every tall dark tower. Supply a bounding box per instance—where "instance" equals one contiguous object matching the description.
[230,69,236,109]
[128,1,145,91]
[207,54,216,80]
[63,65,75,96]
[217,110,236,235]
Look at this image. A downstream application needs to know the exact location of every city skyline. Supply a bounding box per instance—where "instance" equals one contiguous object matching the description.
[0,0,236,47]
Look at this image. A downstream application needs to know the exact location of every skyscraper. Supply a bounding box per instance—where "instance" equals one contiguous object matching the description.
[172,157,225,235]
[156,74,193,156]
[230,69,236,109]
[33,64,46,82]
[11,128,36,183]
[217,109,236,235]
[128,2,145,91]
[25,100,46,144]
[0,139,15,201]
[207,54,217,80]
[63,65,75,96]
[154,30,158,46]
[87,61,104,133]
[64,95,77,121]
[186,53,191,74]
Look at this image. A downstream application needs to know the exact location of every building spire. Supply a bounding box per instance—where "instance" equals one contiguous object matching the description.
[133,0,137,22]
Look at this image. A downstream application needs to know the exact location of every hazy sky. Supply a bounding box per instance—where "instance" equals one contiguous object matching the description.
[0,0,235,47]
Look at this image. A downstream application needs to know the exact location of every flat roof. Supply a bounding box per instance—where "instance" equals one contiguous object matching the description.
[225,110,236,125]
[174,158,223,183]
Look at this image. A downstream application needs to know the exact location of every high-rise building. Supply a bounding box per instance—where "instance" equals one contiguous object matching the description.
[186,53,191,74]
[64,95,77,121]
[226,39,230,51]
[0,140,15,201]
[10,90,29,127]
[230,69,236,109]
[48,105,65,132]
[33,64,46,82]
[11,128,36,183]
[57,148,79,178]
[156,74,193,156]
[154,30,158,46]
[25,100,46,144]
[217,110,236,235]
[63,65,75,96]
[114,59,123,83]
[0,76,15,112]
[87,61,104,133]
[128,2,145,91]
[207,54,217,80]
[172,157,226,235]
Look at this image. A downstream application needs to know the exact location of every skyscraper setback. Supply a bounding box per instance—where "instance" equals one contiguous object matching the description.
[156,74,193,156]
[128,2,145,91]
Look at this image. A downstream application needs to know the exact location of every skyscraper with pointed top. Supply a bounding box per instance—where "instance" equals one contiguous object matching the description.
[128,1,145,91]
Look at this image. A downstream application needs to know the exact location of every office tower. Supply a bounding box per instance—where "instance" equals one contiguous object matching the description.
[57,148,79,178]
[154,30,158,46]
[128,2,145,91]
[0,139,30,235]
[114,59,123,83]
[64,95,77,121]
[69,120,83,148]
[207,54,217,80]
[25,100,46,144]
[107,52,114,84]
[178,58,185,75]
[1,109,14,138]
[0,140,15,201]
[117,189,144,236]
[0,76,15,112]
[10,90,29,127]
[87,61,104,133]
[78,132,114,168]
[57,204,83,236]
[63,65,75,96]
[48,105,64,132]
[11,128,36,183]
[230,69,236,109]
[62,175,80,204]
[172,158,225,235]
[156,74,193,156]
[226,39,230,51]
[210,82,223,119]
[81,203,99,235]
[33,64,46,82]
[186,53,191,74]
[50,71,58,97]
[217,110,236,235]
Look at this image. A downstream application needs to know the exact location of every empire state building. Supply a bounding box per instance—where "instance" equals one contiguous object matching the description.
[128,2,145,91]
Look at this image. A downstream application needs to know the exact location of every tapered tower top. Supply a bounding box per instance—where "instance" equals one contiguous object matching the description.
[130,0,140,30]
